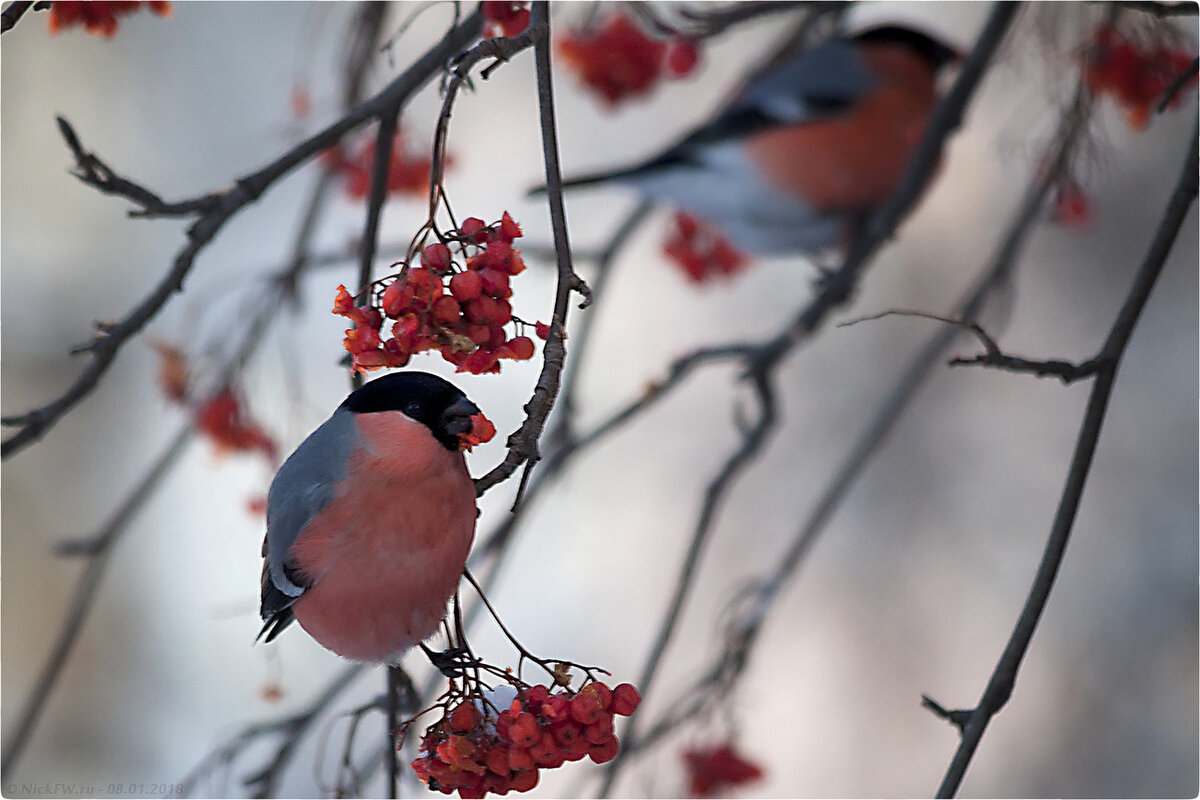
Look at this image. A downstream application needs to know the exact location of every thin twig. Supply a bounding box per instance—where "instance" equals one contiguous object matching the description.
[934,121,1198,798]
[838,309,1104,383]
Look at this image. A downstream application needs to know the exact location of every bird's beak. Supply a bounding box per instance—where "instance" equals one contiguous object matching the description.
[441,397,480,436]
[441,398,497,451]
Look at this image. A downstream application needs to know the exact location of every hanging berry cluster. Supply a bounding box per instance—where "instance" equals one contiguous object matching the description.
[662,212,749,284]
[1085,24,1197,130]
[411,681,641,798]
[681,741,765,798]
[481,1,530,38]
[557,13,703,106]
[335,213,541,375]
[322,127,440,200]
[47,1,171,37]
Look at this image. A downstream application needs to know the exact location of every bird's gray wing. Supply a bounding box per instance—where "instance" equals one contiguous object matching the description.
[258,407,358,642]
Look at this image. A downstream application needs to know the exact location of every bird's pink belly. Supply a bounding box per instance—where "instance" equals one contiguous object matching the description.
[288,415,476,662]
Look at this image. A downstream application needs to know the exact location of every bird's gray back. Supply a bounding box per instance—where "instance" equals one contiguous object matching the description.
[265,407,359,596]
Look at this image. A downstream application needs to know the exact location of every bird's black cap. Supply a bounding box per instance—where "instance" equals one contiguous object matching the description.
[342,372,480,451]
[853,25,962,73]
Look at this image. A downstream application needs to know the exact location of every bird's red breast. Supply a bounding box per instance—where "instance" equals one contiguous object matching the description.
[287,411,476,662]
[744,42,939,213]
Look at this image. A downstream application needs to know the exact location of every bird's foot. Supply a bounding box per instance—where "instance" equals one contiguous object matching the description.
[420,642,481,678]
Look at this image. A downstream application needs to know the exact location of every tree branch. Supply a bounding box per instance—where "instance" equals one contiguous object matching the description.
[473,2,591,502]
[933,120,1198,798]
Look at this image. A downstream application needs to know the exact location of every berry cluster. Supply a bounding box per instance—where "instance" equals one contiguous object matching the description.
[412,682,641,798]
[557,14,702,106]
[1085,25,1197,130]
[47,1,171,37]
[481,1,530,38]
[335,213,539,375]
[681,742,764,798]
[194,388,279,462]
[323,127,439,200]
[662,212,749,284]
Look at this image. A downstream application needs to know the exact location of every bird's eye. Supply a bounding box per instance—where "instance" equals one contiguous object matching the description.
[405,401,424,417]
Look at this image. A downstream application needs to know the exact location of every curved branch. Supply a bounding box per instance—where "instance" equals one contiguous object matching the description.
[473,2,591,501]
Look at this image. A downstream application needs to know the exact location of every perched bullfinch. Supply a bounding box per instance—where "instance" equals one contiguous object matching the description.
[548,25,961,255]
[258,372,493,663]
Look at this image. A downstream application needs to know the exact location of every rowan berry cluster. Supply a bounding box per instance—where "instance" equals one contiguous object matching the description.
[1085,24,1197,129]
[681,742,764,798]
[411,681,641,798]
[481,1,530,38]
[558,14,702,106]
[662,212,749,283]
[335,212,541,375]
[47,1,171,37]
[323,127,438,200]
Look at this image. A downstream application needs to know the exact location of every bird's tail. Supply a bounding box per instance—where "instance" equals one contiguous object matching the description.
[526,164,651,196]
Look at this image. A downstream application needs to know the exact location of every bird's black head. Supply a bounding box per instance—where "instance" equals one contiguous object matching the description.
[342,372,483,451]
[853,25,962,73]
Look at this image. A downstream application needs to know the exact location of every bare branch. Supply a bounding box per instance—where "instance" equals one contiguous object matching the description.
[933,120,1198,799]
[839,309,1105,383]
[473,2,592,501]
[0,0,43,35]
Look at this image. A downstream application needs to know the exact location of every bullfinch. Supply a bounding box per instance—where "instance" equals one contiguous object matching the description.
[258,372,493,663]
[548,25,961,255]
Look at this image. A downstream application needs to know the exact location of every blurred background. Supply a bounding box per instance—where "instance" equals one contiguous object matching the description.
[2,2,1196,797]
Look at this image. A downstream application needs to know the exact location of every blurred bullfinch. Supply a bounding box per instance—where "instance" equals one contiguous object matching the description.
[258,372,494,663]
[546,25,961,255]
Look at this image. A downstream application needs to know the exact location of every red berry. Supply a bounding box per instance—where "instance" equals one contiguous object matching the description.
[432,295,462,325]
[510,768,538,792]
[534,321,551,340]
[460,217,488,242]
[498,210,523,242]
[582,682,612,710]
[508,713,540,748]
[540,693,570,724]
[583,714,614,744]
[448,703,478,733]
[588,736,620,764]
[508,746,535,772]
[422,243,452,271]
[493,298,513,327]
[570,692,604,725]
[666,39,701,77]
[508,336,535,360]
[530,737,565,769]
[611,683,640,716]
[552,722,583,747]
[485,743,511,776]
[479,268,511,298]
[449,270,483,302]
[466,323,493,345]
[561,735,591,762]
[482,240,513,271]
